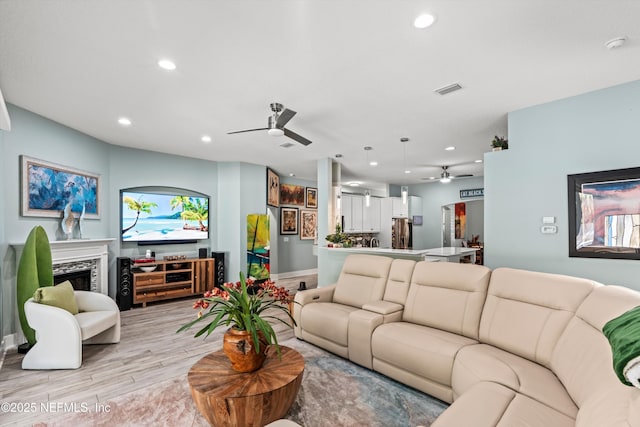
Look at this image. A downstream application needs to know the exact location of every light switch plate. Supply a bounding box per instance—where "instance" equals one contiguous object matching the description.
[541,225,558,234]
[542,216,556,224]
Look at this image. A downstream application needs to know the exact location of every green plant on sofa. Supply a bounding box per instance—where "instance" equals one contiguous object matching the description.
[17,225,54,346]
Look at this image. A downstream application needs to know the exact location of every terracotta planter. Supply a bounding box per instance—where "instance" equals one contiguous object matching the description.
[223,328,268,373]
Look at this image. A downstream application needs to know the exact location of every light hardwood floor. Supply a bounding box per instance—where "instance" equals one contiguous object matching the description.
[0,274,316,426]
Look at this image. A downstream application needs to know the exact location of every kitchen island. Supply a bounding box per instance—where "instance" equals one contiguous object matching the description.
[318,246,432,286]
[317,246,479,286]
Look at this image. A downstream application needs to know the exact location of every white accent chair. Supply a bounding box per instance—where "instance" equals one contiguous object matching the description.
[22,291,120,369]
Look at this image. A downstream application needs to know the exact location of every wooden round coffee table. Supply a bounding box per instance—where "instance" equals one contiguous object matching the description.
[188,345,304,427]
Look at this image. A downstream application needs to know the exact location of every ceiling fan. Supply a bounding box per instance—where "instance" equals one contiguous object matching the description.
[438,165,473,183]
[227,102,312,146]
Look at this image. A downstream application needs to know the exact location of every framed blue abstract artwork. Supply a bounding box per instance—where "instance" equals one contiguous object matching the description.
[20,156,100,219]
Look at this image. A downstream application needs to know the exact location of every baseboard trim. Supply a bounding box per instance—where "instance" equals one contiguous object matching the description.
[271,268,318,281]
[2,333,17,351]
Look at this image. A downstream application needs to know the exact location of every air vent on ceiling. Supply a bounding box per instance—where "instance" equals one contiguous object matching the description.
[434,83,462,95]
[280,142,295,148]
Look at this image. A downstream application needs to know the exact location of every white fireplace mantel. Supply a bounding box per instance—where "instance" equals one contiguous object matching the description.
[11,238,115,295]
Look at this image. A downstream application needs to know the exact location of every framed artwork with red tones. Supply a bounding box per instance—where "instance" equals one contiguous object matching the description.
[569,167,640,260]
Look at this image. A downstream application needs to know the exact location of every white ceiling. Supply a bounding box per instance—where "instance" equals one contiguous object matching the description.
[1,1,639,189]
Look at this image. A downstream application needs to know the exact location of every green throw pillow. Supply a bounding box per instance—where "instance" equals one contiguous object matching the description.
[33,280,79,315]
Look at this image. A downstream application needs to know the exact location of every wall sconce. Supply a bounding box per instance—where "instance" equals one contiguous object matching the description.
[401,186,408,205]
[365,190,371,207]
[336,194,342,210]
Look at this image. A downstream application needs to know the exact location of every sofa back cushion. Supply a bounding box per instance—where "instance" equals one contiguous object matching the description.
[383,259,416,305]
[403,261,491,339]
[552,284,640,408]
[333,254,393,308]
[479,268,596,368]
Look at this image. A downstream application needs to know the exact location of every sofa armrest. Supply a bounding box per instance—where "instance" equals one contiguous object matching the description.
[293,285,337,338]
[294,285,336,306]
[74,291,119,313]
[362,300,404,315]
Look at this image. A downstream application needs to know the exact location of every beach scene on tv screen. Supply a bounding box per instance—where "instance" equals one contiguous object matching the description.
[121,192,209,242]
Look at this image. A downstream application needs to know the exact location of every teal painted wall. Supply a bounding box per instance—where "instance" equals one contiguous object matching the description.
[108,145,218,295]
[0,105,298,341]
[485,79,640,290]
[1,106,111,339]
[409,177,485,249]
[277,176,318,274]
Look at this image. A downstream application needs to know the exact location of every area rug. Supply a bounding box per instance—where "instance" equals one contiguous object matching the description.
[36,339,448,427]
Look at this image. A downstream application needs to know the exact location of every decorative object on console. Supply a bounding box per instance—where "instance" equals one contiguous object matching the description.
[20,155,100,219]
[164,255,187,261]
[17,225,54,349]
[177,272,295,372]
[78,202,86,238]
[603,305,640,388]
[61,203,75,239]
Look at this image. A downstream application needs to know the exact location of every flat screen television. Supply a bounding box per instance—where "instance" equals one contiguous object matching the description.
[120,187,209,245]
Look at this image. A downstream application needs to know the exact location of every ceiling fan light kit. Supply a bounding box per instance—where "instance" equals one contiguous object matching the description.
[228,102,312,146]
[268,128,284,137]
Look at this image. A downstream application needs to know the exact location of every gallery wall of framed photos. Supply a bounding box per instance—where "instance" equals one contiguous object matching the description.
[266,169,317,242]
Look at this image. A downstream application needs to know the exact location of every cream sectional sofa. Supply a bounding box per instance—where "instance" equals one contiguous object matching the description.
[293,254,640,427]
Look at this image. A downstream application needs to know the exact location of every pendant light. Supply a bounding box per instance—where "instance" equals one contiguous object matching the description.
[401,138,409,204]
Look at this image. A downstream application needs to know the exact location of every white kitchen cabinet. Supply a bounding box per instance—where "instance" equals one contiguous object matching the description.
[362,196,381,232]
[342,194,363,232]
[391,197,409,218]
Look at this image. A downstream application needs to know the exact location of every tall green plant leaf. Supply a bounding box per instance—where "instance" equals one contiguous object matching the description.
[17,226,53,345]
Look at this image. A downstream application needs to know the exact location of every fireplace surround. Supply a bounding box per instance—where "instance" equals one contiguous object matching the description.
[11,238,114,295]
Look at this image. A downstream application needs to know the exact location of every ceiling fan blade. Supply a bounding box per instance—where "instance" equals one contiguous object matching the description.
[227,127,268,135]
[452,174,473,179]
[284,128,312,146]
[276,108,296,128]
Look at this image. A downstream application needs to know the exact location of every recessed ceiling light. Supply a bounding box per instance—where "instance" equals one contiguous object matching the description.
[118,117,132,126]
[475,159,483,163]
[414,13,435,29]
[369,161,378,166]
[348,182,362,187]
[289,173,295,177]
[405,170,411,174]
[201,135,212,143]
[445,146,455,151]
[158,59,176,70]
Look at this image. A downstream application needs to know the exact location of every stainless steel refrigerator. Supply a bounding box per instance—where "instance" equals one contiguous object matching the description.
[392,218,412,249]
